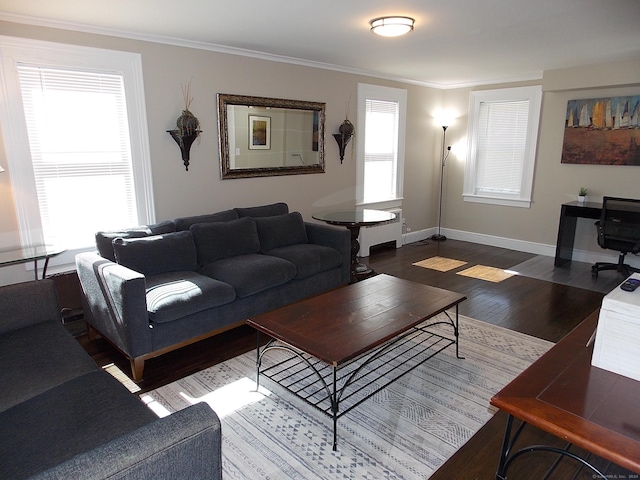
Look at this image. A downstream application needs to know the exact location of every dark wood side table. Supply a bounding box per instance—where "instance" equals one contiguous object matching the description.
[490,310,640,478]
[312,209,397,283]
[0,244,65,280]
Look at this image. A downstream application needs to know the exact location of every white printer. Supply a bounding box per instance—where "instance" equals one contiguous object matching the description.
[592,272,640,381]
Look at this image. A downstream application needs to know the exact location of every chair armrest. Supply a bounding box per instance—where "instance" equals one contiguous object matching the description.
[35,402,222,480]
[75,252,152,358]
[0,279,61,335]
[305,222,350,284]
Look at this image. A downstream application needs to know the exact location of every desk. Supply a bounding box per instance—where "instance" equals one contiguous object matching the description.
[490,310,640,478]
[554,201,602,266]
[0,244,65,280]
[312,209,396,283]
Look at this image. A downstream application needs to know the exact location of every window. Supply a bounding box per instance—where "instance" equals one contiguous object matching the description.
[0,36,154,271]
[463,86,542,208]
[356,84,406,207]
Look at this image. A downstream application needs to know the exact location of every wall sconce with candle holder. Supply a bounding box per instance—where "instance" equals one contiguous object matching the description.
[167,81,201,171]
[333,119,354,164]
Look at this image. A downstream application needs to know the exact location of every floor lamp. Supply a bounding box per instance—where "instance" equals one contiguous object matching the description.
[431,125,451,241]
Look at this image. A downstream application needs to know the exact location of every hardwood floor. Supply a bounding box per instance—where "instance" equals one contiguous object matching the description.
[73,238,632,479]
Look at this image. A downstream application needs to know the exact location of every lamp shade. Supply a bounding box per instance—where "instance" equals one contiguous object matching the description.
[370,17,415,37]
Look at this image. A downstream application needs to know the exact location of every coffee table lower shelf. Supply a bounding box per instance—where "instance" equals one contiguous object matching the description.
[253,312,463,451]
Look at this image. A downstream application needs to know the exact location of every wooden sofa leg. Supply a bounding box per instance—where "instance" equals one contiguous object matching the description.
[87,324,99,341]
[131,357,145,382]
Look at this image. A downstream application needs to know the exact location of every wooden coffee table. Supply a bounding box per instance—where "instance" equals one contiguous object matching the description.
[246,274,467,450]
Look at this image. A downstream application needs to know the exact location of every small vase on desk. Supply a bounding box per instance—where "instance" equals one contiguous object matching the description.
[578,195,586,204]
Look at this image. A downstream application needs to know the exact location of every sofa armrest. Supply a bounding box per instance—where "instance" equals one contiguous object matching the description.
[34,402,222,480]
[0,279,61,335]
[305,222,350,284]
[75,252,152,358]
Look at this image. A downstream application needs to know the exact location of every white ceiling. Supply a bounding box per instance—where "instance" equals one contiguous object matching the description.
[1,0,639,88]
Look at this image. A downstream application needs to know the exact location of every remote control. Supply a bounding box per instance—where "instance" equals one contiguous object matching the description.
[620,278,640,291]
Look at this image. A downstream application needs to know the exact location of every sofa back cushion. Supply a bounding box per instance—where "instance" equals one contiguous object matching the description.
[190,217,261,265]
[255,212,308,253]
[113,230,198,277]
[95,220,176,261]
[174,209,239,231]
[234,202,289,218]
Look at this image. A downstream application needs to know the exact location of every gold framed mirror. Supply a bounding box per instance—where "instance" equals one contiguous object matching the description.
[217,94,326,179]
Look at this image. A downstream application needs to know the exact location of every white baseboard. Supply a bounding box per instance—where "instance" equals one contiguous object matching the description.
[402,227,640,269]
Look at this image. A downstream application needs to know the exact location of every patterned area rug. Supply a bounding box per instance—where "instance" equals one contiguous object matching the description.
[413,256,468,272]
[144,314,552,479]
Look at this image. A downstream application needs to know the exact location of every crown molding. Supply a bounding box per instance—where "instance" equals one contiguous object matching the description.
[0,12,542,90]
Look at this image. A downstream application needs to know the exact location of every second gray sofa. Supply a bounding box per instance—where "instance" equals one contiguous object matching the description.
[0,279,221,480]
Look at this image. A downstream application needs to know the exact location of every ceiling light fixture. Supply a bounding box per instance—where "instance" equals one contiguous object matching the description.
[370,16,415,37]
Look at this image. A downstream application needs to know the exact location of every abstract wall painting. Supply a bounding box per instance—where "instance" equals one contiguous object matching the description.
[561,95,640,165]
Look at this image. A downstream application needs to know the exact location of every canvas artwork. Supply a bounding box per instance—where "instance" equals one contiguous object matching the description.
[561,96,640,165]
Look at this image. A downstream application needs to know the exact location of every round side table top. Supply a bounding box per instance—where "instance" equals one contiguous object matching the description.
[312,209,396,227]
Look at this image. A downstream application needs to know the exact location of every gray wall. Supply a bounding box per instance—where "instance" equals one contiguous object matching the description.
[440,60,640,262]
[0,19,638,284]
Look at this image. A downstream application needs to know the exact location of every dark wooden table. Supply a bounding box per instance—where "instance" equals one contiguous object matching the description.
[491,310,640,478]
[312,209,397,283]
[246,274,467,450]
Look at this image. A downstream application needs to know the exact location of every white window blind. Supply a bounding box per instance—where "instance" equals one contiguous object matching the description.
[17,64,139,249]
[476,100,529,196]
[464,85,542,208]
[363,99,399,203]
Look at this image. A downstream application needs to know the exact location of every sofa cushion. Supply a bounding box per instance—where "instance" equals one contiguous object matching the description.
[146,271,236,324]
[95,220,175,261]
[234,202,289,218]
[190,217,261,265]
[96,230,146,261]
[255,212,308,253]
[113,230,198,277]
[199,254,296,298]
[0,321,98,413]
[175,209,239,231]
[0,371,157,479]
[266,243,343,280]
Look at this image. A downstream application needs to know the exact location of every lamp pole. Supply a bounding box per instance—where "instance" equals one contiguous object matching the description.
[431,125,449,241]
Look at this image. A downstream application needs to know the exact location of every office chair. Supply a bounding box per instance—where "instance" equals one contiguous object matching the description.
[592,196,640,278]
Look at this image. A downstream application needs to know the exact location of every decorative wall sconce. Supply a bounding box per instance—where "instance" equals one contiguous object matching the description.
[167,129,200,171]
[167,81,201,171]
[333,119,354,164]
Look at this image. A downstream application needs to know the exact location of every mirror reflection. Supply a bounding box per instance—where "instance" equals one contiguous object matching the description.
[217,94,326,179]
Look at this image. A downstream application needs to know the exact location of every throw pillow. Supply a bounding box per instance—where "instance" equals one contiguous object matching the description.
[113,230,198,277]
[95,220,175,261]
[190,217,261,265]
[174,209,239,231]
[255,212,308,253]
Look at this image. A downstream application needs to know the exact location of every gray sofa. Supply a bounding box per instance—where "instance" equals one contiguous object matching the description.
[76,202,350,380]
[0,279,221,480]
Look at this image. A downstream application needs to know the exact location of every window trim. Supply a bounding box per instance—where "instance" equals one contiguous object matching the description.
[356,83,406,208]
[463,85,542,208]
[0,36,155,270]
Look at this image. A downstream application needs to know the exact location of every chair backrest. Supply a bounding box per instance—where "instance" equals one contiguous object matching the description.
[598,196,640,251]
